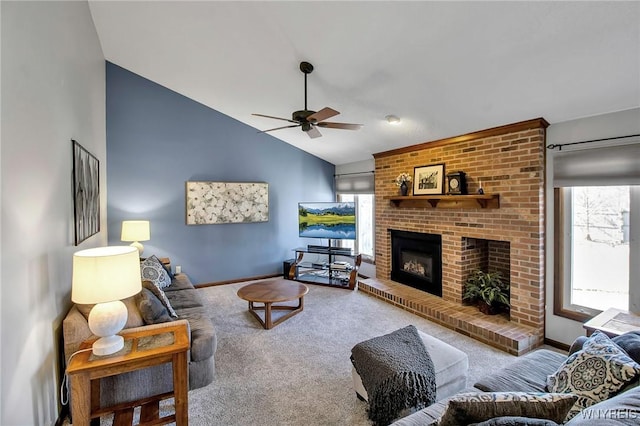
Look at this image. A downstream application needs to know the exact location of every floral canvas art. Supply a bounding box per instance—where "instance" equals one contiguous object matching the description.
[186,181,269,225]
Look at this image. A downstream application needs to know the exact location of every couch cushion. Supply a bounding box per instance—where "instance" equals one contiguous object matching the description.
[174,306,216,362]
[564,385,640,425]
[437,392,577,426]
[471,417,560,426]
[474,349,566,393]
[547,331,640,421]
[166,288,204,310]
[162,273,195,292]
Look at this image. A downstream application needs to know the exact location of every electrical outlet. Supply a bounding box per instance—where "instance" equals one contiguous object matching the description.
[175,265,182,274]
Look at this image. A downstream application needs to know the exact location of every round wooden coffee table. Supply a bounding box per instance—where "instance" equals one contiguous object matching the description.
[237,279,309,329]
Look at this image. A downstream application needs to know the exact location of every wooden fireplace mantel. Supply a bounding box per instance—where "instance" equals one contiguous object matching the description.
[386,194,500,209]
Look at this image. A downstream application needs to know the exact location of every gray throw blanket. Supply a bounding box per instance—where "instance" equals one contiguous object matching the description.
[351,325,436,425]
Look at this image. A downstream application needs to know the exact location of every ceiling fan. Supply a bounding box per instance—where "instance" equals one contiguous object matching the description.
[252,61,362,139]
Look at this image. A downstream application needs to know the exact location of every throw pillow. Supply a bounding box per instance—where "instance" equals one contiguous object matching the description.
[140,255,172,289]
[437,392,577,426]
[142,280,178,318]
[563,386,640,425]
[546,331,640,421]
[613,331,640,364]
[135,287,174,324]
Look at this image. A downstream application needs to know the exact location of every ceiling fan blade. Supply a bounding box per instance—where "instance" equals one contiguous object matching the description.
[305,126,322,139]
[316,122,363,130]
[307,107,339,123]
[258,124,301,133]
[252,113,298,124]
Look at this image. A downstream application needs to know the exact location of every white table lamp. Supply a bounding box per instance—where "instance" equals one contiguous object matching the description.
[121,220,150,255]
[72,246,142,355]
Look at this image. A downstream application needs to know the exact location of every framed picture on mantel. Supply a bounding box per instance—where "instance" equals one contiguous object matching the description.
[413,163,445,195]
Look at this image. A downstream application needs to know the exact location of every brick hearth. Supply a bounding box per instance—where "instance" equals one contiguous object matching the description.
[358,278,540,355]
[372,118,549,354]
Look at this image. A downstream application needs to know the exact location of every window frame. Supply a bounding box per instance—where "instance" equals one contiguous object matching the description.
[553,188,597,322]
[337,193,375,263]
[554,186,638,321]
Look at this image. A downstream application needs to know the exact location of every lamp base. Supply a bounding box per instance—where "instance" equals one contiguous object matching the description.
[87,300,129,356]
[129,241,144,256]
[92,334,125,356]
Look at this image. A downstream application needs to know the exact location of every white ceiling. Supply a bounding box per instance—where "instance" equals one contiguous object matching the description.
[88,1,640,165]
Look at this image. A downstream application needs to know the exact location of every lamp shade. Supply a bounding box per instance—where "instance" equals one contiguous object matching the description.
[120,220,150,242]
[72,246,142,304]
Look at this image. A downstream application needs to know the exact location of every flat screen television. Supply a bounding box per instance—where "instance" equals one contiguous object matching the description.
[298,202,356,240]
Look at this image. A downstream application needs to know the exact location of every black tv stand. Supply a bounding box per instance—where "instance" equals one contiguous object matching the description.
[288,247,361,290]
[307,244,352,255]
[307,244,330,252]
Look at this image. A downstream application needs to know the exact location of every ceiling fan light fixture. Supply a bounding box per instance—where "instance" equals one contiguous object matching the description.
[253,62,361,139]
[386,115,401,125]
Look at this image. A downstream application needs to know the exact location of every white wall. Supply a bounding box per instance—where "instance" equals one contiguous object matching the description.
[545,108,640,346]
[1,1,105,424]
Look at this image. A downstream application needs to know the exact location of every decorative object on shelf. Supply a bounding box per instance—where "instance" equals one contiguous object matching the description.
[462,270,509,315]
[121,220,150,255]
[72,139,100,245]
[446,171,467,195]
[71,246,142,355]
[186,181,269,225]
[413,163,445,195]
[395,172,412,196]
[478,178,484,195]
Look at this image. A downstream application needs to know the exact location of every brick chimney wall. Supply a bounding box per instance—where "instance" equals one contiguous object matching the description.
[373,118,548,331]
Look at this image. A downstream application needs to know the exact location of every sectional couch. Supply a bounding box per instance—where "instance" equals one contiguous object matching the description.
[63,258,216,407]
[392,331,640,426]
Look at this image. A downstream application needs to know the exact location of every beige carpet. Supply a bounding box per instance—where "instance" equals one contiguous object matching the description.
[181,279,525,425]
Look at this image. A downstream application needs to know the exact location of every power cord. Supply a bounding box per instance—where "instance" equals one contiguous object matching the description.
[60,347,94,406]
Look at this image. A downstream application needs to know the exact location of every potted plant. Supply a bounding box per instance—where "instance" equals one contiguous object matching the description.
[395,172,412,196]
[462,270,509,315]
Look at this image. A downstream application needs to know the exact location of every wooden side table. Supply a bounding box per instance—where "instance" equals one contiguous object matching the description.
[66,321,190,426]
[583,307,640,337]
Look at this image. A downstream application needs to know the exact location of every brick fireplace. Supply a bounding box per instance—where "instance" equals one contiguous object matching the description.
[361,118,548,355]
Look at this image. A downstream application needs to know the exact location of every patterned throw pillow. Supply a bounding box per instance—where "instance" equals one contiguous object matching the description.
[546,331,640,420]
[142,280,178,318]
[140,255,172,289]
[437,392,578,426]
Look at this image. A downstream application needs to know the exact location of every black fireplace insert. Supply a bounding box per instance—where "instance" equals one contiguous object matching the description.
[390,230,442,296]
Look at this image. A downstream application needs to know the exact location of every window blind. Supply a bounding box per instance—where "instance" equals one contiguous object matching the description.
[335,172,374,194]
[552,141,640,187]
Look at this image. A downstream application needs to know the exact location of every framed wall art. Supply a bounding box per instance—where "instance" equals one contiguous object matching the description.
[186,181,269,225]
[413,163,445,195]
[72,139,100,245]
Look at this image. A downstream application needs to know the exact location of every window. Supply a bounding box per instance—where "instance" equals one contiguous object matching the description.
[337,193,374,260]
[555,186,639,320]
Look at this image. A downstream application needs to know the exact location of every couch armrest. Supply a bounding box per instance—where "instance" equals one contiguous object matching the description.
[63,305,94,364]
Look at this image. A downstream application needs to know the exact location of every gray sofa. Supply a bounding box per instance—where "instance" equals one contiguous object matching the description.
[63,268,216,407]
[392,333,640,426]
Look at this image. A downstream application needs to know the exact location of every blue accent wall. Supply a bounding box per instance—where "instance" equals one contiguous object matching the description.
[106,62,335,283]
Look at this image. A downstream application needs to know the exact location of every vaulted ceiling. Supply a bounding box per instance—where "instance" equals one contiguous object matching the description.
[88,1,640,165]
